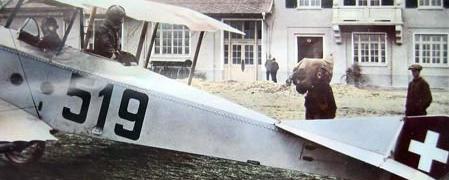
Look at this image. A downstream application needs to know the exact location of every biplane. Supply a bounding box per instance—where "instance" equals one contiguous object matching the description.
[0,0,448,179]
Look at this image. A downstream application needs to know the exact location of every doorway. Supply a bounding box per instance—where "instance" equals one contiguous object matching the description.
[224,43,258,81]
[297,36,323,62]
[223,20,262,81]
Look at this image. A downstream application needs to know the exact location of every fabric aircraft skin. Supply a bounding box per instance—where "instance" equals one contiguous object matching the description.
[52,0,244,34]
[277,116,449,180]
[0,1,447,178]
[394,116,449,179]
[0,99,56,142]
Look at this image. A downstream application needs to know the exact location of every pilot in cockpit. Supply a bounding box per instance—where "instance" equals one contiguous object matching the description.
[37,17,61,52]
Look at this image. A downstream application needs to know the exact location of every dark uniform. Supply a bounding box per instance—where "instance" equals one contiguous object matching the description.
[405,64,432,116]
[406,77,432,116]
[304,82,336,120]
[38,17,61,51]
[265,58,279,83]
[93,5,125,59]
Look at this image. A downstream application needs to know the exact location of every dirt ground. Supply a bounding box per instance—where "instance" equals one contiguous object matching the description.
[1,80,448,180]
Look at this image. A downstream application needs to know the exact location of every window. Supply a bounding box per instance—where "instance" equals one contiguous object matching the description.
[352,33,387,65]
[232,45,242,64]
[344,0,389,6]
[288,0,333,8]
[418,0,442,7]
[299,0,321,7]
[154,24,190,55]
[224,20,261,40]
[414,34,448,66]
[224,45,229,64]
[258,45,262,65]
[245,45,254,64]
[286,0,298,8]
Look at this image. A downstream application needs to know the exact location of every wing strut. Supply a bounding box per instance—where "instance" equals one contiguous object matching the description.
[4,0,23,28]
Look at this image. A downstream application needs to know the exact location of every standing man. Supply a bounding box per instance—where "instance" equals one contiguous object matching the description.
[93,5,126,59]
[405,64,432,116]
[265,58,273,81]
[304,81,336,120]
[270,58,279,83]
[265,58,279,83]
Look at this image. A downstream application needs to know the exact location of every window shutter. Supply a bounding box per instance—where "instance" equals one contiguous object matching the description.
[322,0,333,8]
[444,0,449,8]
[382,0,394,5]
[344,0,356,5]
[405,0,418,8]
[286,0,297,8]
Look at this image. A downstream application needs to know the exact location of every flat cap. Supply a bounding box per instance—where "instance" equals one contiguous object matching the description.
[408,64,423,71]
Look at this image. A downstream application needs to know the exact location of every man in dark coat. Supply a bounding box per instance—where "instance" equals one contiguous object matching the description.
[304,81,337,119]
[290,56,336,120]
[265,58,273,81]
[270,58,279,83]
[405,64,432,116]
[38,17,61,51]
[265,58,279,83]
[93,5,125,59]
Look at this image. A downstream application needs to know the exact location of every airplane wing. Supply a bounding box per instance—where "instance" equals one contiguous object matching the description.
[51,0,244,34]
[0,98,56,142]
[277,116,449,179]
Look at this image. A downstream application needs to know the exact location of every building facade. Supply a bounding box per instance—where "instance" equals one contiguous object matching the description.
[2,0,448,88]
[151,0,448,88]
[270,0,449,88]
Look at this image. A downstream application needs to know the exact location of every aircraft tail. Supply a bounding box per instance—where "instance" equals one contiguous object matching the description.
[394,116,449,179]
[277,116,449,180]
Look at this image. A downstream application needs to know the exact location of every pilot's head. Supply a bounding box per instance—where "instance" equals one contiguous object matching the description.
[42,17,59,34]
[106,5,126,28]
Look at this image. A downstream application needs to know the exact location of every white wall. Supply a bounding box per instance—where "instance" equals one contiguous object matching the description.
[264,0,449,88]
[401,9,449,88]
[266,0,336,83]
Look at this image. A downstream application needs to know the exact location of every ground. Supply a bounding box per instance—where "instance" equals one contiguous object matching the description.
[1,81,448,179]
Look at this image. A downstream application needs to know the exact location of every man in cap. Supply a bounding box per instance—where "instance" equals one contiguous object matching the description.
[93,5,126,59]
[405,64,432,116]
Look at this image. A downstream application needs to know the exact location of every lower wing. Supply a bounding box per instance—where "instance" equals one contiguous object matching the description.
[0,98,56,142]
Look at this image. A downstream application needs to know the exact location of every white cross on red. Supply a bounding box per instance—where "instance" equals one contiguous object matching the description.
[408,130,449,172]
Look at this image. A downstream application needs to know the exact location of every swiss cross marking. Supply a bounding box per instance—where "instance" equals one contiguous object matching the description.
[408,130,449,173]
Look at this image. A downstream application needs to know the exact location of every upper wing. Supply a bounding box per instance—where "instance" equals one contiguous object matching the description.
[277,116,448,180]
[52,0,243,34]
[0,98,56,142]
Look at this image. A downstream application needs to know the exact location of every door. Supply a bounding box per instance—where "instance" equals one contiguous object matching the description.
[297,36,323,62]
[224,43,257,81]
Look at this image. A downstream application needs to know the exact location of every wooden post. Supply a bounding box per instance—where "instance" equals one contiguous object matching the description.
[82,7,97,49]
[187,31,205,86]
[135,21,149,61]
[144,22,159,69]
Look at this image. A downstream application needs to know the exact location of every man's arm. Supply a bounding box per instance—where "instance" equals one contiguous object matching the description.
[423,82,432,109]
